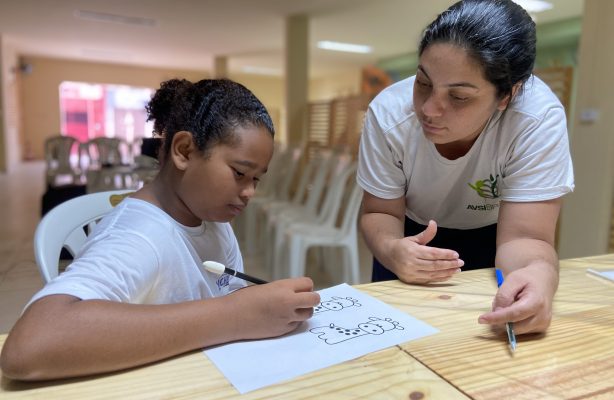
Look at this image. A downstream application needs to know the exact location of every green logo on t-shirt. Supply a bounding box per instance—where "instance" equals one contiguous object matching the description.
[468,174,500,199]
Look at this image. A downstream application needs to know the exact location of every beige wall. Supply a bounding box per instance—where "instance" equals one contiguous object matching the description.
[19,56,210,160]
[16,55,361,161]
[558,0,614,258]
[0,35,6,172]
[229,73,285,142]
[309,69,361,101]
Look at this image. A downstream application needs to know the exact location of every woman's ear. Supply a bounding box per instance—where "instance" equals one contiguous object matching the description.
[497,82,523,111]
[169,131,195,171]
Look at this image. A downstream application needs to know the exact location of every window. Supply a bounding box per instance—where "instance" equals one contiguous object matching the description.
[59,81,154,149]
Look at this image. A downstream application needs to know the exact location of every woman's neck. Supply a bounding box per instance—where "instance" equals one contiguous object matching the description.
[435,137,477,160]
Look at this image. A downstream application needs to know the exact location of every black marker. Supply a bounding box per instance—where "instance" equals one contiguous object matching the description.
[203,261,268,285]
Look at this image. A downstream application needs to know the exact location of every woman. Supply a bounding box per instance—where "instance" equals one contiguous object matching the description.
[357,0,573,334]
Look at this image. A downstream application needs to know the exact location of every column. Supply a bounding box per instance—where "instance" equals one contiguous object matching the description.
[285,14,309,147]
[214,56,228,79]
[558,0,614,257]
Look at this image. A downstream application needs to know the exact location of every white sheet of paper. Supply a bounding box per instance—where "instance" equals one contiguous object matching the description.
[204,283,439,394]
[588,268,614,282]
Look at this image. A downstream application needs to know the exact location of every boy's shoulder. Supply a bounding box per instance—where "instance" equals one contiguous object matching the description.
[96,197,176,237]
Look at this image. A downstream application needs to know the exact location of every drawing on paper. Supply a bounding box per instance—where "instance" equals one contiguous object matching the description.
[309,317,404,345]
[314,296,362,314]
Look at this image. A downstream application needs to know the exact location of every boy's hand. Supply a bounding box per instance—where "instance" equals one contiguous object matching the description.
[228,277,320,339]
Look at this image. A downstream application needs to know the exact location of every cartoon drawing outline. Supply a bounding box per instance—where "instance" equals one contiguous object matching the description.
[310,317,404,345]
[314,296,362,314]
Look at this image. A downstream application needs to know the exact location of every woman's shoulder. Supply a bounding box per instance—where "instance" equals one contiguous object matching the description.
[367,76,418,132]
[370,76,414,109]
[507,75,565,120]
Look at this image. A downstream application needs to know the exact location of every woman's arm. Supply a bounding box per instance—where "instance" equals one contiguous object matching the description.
[359,191,462,283]
[479,198,561,333]
[0,278,319,381]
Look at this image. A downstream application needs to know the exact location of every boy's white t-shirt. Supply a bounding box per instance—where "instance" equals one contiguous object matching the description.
[357,75,574,229]
[29,198,246,306]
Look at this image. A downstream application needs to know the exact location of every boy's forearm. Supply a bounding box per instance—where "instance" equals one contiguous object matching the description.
[1,295,240,380]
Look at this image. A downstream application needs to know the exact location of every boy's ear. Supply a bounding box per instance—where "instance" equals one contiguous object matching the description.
[169,131,195,171]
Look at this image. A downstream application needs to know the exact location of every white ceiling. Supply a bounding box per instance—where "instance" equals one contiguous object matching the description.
[0,0,584,78]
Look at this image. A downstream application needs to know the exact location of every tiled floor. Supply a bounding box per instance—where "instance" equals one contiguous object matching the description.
[0,161,373,334]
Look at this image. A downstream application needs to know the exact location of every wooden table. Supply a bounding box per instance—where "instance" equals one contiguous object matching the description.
[360,255,614,399]
[1,256,612,399]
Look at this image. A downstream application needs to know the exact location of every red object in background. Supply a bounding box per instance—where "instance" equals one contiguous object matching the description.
[59,83,106,142]
[59,81,154,162]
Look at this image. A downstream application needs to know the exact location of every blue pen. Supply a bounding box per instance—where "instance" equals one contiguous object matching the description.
[495,269,517,352]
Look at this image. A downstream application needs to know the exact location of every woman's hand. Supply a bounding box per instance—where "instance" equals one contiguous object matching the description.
[387,220,464,284]
[389,221,464,283]
[358,194,461,284]
[481,200,561,334]
[478,263,556,334]
[228,277,321,339]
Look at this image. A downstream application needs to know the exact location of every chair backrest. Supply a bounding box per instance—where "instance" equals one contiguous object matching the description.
[338,181,363,236]
[273,145,304,202]
[34,190,134,283]
[303,150,338,214]
[45,135,77,165]
[289,151,320,206]
[253,141,285,198]
[315,162,358,227]
[45,135,83,186]
[45,135,79,172]
[86,137,124,168]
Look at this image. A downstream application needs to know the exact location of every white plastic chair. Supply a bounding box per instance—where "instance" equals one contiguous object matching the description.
[257,151,320,236]
[34,190,134,283]
[263,151,341,276]
[284,178,363,284]
[86,165,148,193]
[84,137,125,168]
[270,160,356,279]
[241,144,301,254]
[85,151,158,193]
[44,135,82,186]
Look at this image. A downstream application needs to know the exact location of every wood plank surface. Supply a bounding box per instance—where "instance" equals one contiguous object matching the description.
[2,255,612,399]
[357,257,614,400]
[0,333,467,399]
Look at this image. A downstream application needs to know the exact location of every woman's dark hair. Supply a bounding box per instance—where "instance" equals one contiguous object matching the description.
[419,0,536,99]
[146,78,275,159]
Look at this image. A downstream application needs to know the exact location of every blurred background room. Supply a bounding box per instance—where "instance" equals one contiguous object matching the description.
[1,0,610,333]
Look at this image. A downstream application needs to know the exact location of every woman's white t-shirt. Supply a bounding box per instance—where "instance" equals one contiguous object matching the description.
[357,75,574,229]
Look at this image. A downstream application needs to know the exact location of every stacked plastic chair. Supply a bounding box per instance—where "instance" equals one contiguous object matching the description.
[44,135,82,186]
[266,155,354,279]
[240,144,302,254]
[283,173,363,284]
